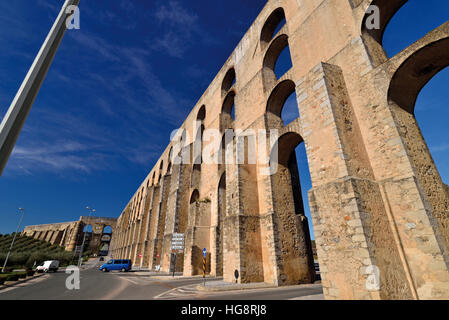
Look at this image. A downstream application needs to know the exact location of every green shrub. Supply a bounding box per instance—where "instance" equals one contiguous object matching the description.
[26,270,35,277]
[6,274,18,281]
[1,267,12,273]
[17,272,26,279]
[0,278,4,285]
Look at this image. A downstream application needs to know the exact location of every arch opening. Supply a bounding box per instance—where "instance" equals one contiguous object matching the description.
[266,79,297,126]
[222,91,236,123]
[222,68,236,97]
[260,7,286,50]
[270,131,316,284]
[263,34,291,89]
[382,0,449,58]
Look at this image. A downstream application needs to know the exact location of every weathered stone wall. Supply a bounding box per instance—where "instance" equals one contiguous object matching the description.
[110,0,449,299]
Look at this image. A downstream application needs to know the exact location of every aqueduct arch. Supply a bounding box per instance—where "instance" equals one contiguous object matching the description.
[110,0,449,299]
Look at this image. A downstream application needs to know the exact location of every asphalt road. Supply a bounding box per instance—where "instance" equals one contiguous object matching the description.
[0,260,323,300]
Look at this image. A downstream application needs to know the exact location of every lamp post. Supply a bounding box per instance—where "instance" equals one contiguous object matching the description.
[1,208,25,273]
[77,206,95,267]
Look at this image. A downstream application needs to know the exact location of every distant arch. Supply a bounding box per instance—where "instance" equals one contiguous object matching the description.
[103,225,112,234]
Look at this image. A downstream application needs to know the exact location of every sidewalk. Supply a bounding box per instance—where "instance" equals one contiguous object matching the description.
[195,280,277,292]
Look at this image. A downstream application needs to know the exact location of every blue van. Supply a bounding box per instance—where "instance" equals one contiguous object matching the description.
[99,259,132,272]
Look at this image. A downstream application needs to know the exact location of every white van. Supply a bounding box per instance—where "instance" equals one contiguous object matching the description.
[36,260,60,273]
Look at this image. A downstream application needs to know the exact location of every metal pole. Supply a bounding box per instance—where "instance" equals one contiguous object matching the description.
[0,0,80,176]
[2,208,25,273]
[78,207,94,267]
[172,253,176,278]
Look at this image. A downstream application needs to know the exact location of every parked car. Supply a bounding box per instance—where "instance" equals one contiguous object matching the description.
[36,260,60,273]
[99,259,132,272]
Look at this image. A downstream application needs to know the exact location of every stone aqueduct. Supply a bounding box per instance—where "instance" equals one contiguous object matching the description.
[108,0,446,299]
[23,216,117,255]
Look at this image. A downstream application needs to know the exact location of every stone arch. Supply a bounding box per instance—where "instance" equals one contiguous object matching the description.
[190,189,199,204]
[221,68,236,97]
[222,90,236,123]
[360,0,407,65]
[196,104,206,122]
[389,38,449,113]
[260,7,286,50]
[269,131,315,284]
[194,105,206,161]
[387,37,449,255]
[266,79,296,127]
[263,34,290,90]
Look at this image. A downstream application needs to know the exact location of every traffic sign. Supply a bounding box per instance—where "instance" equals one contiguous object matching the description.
[139,253,142,258]
[203,248,207,258]
[171,233,185,252]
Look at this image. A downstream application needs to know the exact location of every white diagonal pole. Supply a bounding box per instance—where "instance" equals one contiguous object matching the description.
[0,0,80,176]
[1,208,25,273]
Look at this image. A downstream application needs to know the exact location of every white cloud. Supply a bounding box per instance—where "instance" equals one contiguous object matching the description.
[431,143,449,153]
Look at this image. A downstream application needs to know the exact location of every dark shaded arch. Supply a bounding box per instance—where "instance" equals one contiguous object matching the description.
[362,0,408,44]
[361,0,408,64]
[266,79,296,121]
[389,38,449,113]
[222,90,236,119]
[196,105,206,121]
[263,34,290,89]
[272,131,303,166]
[190,189,199,204]
[260,7,286,50]
[221,68,236,97]
[269,131,315,284]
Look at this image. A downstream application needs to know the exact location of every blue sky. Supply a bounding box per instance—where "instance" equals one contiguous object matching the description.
[0,0,448,237]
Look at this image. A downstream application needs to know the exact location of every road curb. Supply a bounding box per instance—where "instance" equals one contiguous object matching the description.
[195,282,323,293]
[195,283,277,292]
[0,273,46,291]
[149,275,216,281]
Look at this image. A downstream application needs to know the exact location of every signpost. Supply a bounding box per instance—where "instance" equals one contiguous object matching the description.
[171,233,185,277]
[203,248,207,286]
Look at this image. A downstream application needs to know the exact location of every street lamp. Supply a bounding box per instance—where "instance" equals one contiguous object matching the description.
[77,206,95,267]
[1,208,25,273]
